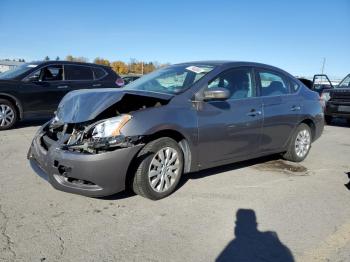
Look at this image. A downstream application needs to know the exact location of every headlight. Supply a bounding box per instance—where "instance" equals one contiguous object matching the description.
[92,115,131,139]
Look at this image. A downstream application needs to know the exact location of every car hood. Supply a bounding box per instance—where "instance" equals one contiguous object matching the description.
[56,88,174,123]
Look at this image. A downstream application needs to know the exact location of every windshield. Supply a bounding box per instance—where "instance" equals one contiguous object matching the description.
[124,64,215,94]
[338,74,350,88]
[0,63,39,79]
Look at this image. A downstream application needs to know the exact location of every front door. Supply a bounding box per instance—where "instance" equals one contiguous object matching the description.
[21,64,71,117]
[196,67,263,169]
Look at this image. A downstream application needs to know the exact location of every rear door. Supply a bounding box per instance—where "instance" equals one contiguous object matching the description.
[64,64,95,90]
[91,66,115,88]
[256,68,302,153]
[196,67,263,168]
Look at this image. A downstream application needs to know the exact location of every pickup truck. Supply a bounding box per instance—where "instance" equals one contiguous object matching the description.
[320,74,350,124]
[298,74,350,125]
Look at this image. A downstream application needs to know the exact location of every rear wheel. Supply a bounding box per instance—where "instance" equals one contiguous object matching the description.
[0,99,17,130]
[132,137,184,200]
[283,123,312,162]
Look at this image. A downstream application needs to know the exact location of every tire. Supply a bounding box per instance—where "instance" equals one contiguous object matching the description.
[283,123,312,162]
[324,115,332,125]
[347,119,350,126]
[132,137,184,200]
[0,99,18,130]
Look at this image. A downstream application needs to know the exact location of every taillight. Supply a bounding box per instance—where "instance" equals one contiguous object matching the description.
[115,78,125,87]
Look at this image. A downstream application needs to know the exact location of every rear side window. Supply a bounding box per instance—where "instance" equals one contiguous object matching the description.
[289,80,300,93]
[65,65,93,80]
[92,67,107,80]
[258,71,289,96]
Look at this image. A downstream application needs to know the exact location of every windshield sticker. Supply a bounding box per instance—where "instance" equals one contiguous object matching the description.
[186,66,205,74]
[27,64,38,68]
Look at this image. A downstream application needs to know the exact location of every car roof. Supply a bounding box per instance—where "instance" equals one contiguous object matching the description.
[27,60,111,69]
[175,60,280,68]
[174,60,293,77]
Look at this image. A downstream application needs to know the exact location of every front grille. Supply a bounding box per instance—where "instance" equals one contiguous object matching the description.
[330,90,350,101]
[43,123,76,146]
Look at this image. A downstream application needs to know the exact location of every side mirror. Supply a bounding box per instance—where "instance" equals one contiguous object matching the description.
[203,88,230,101]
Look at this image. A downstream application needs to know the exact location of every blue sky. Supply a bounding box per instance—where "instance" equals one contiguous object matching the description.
[0,0,349,78]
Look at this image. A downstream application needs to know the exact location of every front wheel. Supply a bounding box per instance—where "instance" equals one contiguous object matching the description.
[132,137,184,200]
[283,123,312,162]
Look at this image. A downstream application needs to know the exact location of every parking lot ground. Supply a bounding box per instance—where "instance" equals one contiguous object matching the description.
[1,120,350,262]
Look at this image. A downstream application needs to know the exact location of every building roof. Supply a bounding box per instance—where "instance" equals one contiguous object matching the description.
[0,60,25,66]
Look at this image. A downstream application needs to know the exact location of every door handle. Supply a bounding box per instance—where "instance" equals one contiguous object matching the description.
[57,85,69,89]
[92,83,102,87]
[291,106,301,111]
[246,109,262,117]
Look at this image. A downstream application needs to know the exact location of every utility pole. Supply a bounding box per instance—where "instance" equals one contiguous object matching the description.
[321,57,326,75]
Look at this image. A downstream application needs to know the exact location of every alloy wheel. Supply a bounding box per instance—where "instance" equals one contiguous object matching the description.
[295,129,311,158]
[148,147,180,193]
[0,104,15,127]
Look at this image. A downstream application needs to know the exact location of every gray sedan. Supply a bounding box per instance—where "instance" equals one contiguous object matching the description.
[28,61,324,200]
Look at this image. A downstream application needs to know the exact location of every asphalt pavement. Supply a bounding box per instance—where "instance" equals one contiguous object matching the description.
[0,120,350,262]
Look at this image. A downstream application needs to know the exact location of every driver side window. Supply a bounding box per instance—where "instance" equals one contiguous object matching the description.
[28,65,63,82]
[207,67,255,99]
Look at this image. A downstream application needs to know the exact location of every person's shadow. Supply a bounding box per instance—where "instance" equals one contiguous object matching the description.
[345,172,350,190]
[216,209,294,262]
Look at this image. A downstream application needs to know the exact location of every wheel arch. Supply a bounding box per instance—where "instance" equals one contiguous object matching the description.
[143,129,193,173]
[299,118,316,141]
[0,93,23,119]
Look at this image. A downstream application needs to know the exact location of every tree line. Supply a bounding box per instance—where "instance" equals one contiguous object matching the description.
[2,56,169,75]
[42,55,169,75]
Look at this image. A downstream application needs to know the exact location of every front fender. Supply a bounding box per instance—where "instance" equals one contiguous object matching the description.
[0,92,24,119]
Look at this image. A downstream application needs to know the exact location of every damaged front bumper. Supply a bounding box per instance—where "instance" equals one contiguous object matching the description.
[28,123,143,197]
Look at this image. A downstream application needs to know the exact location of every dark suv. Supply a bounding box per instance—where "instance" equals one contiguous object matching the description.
[0,61,123,130]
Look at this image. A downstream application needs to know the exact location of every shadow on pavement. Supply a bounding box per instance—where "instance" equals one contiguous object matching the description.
[177,154,281,189]
[327,118,350,128]
[15,118,50,128]
[216,209,294,262]
[98,190,136,200]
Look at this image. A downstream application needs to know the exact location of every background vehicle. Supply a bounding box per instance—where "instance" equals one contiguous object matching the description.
[122,74,141,85]
[298,74,334,95]
[29,61,324,200]
[298,78,313,89]
[0,61,123,130]
[320,74,350,124]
